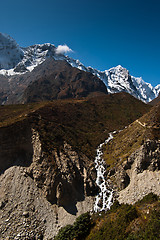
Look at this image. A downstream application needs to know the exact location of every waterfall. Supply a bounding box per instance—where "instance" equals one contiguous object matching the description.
[94,132,115,212]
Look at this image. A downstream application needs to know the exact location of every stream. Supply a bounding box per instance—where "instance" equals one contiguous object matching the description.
[94,132,115,212]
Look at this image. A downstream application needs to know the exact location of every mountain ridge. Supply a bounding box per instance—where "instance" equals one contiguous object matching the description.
[0,33,159,103]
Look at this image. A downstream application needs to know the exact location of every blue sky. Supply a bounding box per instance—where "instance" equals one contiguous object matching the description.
[1,0,160,86]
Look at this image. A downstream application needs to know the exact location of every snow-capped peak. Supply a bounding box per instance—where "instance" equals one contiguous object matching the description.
[0,33,159,103]
[0,33,24,70]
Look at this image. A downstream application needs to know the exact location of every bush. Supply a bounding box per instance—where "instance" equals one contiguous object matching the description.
[138,193,159,204]
[73,212,92,239]
[54,224,74,240]
[54,212,92,240]
[109,200,120,212]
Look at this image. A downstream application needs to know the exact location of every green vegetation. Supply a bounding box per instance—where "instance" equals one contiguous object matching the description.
[137,192,159,204]
[0,102,47,127]
[55,194,160,240]
[54,213,92,240]
[87,204,138,240]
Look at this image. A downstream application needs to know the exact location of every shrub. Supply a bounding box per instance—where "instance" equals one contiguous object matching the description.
[73,212,92,239]
[54,224,74,240]
[138,193,159,204]
[54,212,92,240]
[109,200,120,212]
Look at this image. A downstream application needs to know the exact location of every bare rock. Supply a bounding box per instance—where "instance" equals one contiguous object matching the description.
[111,139,160,204]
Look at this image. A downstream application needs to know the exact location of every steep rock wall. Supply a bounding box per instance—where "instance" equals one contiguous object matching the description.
[0,126,96,239]
[109,140,160,204]
[26,129,97,210]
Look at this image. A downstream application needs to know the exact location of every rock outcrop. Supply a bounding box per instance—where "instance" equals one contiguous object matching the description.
[26,129,97,209]
[0,165,95,240]
[0,120,33,173]
[109,139,160,204]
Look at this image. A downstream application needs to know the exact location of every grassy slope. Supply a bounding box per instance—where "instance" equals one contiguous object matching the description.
[103,102,160,169]
[54,193,160,240]
[0,93,151,160]
[28,93,151,160]
[86,193,160,240]
[0,102,47,127]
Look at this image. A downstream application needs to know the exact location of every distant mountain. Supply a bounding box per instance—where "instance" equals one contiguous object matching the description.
[22,58,107,103]
[0,33,160,104]
[0,33,24,70]
[69,61,160,103]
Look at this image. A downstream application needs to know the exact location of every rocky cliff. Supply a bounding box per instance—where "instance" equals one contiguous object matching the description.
[0,127,95,239]
[108,139,160,204]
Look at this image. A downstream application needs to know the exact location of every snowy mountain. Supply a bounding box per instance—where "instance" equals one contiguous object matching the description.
[0,33,24,70]
[0,33,159,103]
[68,60,160,103]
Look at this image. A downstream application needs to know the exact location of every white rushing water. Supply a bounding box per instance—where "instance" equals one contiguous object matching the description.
[94,132,115,212]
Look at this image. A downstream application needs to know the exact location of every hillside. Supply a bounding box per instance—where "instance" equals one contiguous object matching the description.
[0,93,150,160]
[0,93,151,239]
[0,58,108,104]
[149,93,160,106]
[86,193,160,240]
[103,101,160,204]
[55,193,160,240]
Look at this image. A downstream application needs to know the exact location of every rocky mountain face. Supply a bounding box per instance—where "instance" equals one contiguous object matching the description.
[0,33,24,70]
[77,63,160,102]
[22,58,107,103]
[0,94,151,239]
[104,102,160,205]
[0,33,159,104]
[0,58,108,105]
[0,123,96,239]
[117,139,160,204]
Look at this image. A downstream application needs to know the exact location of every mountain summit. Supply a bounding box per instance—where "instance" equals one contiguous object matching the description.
[0,33,160,103]
[0,33,24,70]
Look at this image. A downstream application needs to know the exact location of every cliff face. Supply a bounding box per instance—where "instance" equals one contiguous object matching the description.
[0,120,33,173]
[0,127,96,240]
[109,139,160,204]
[27,129,97,208]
